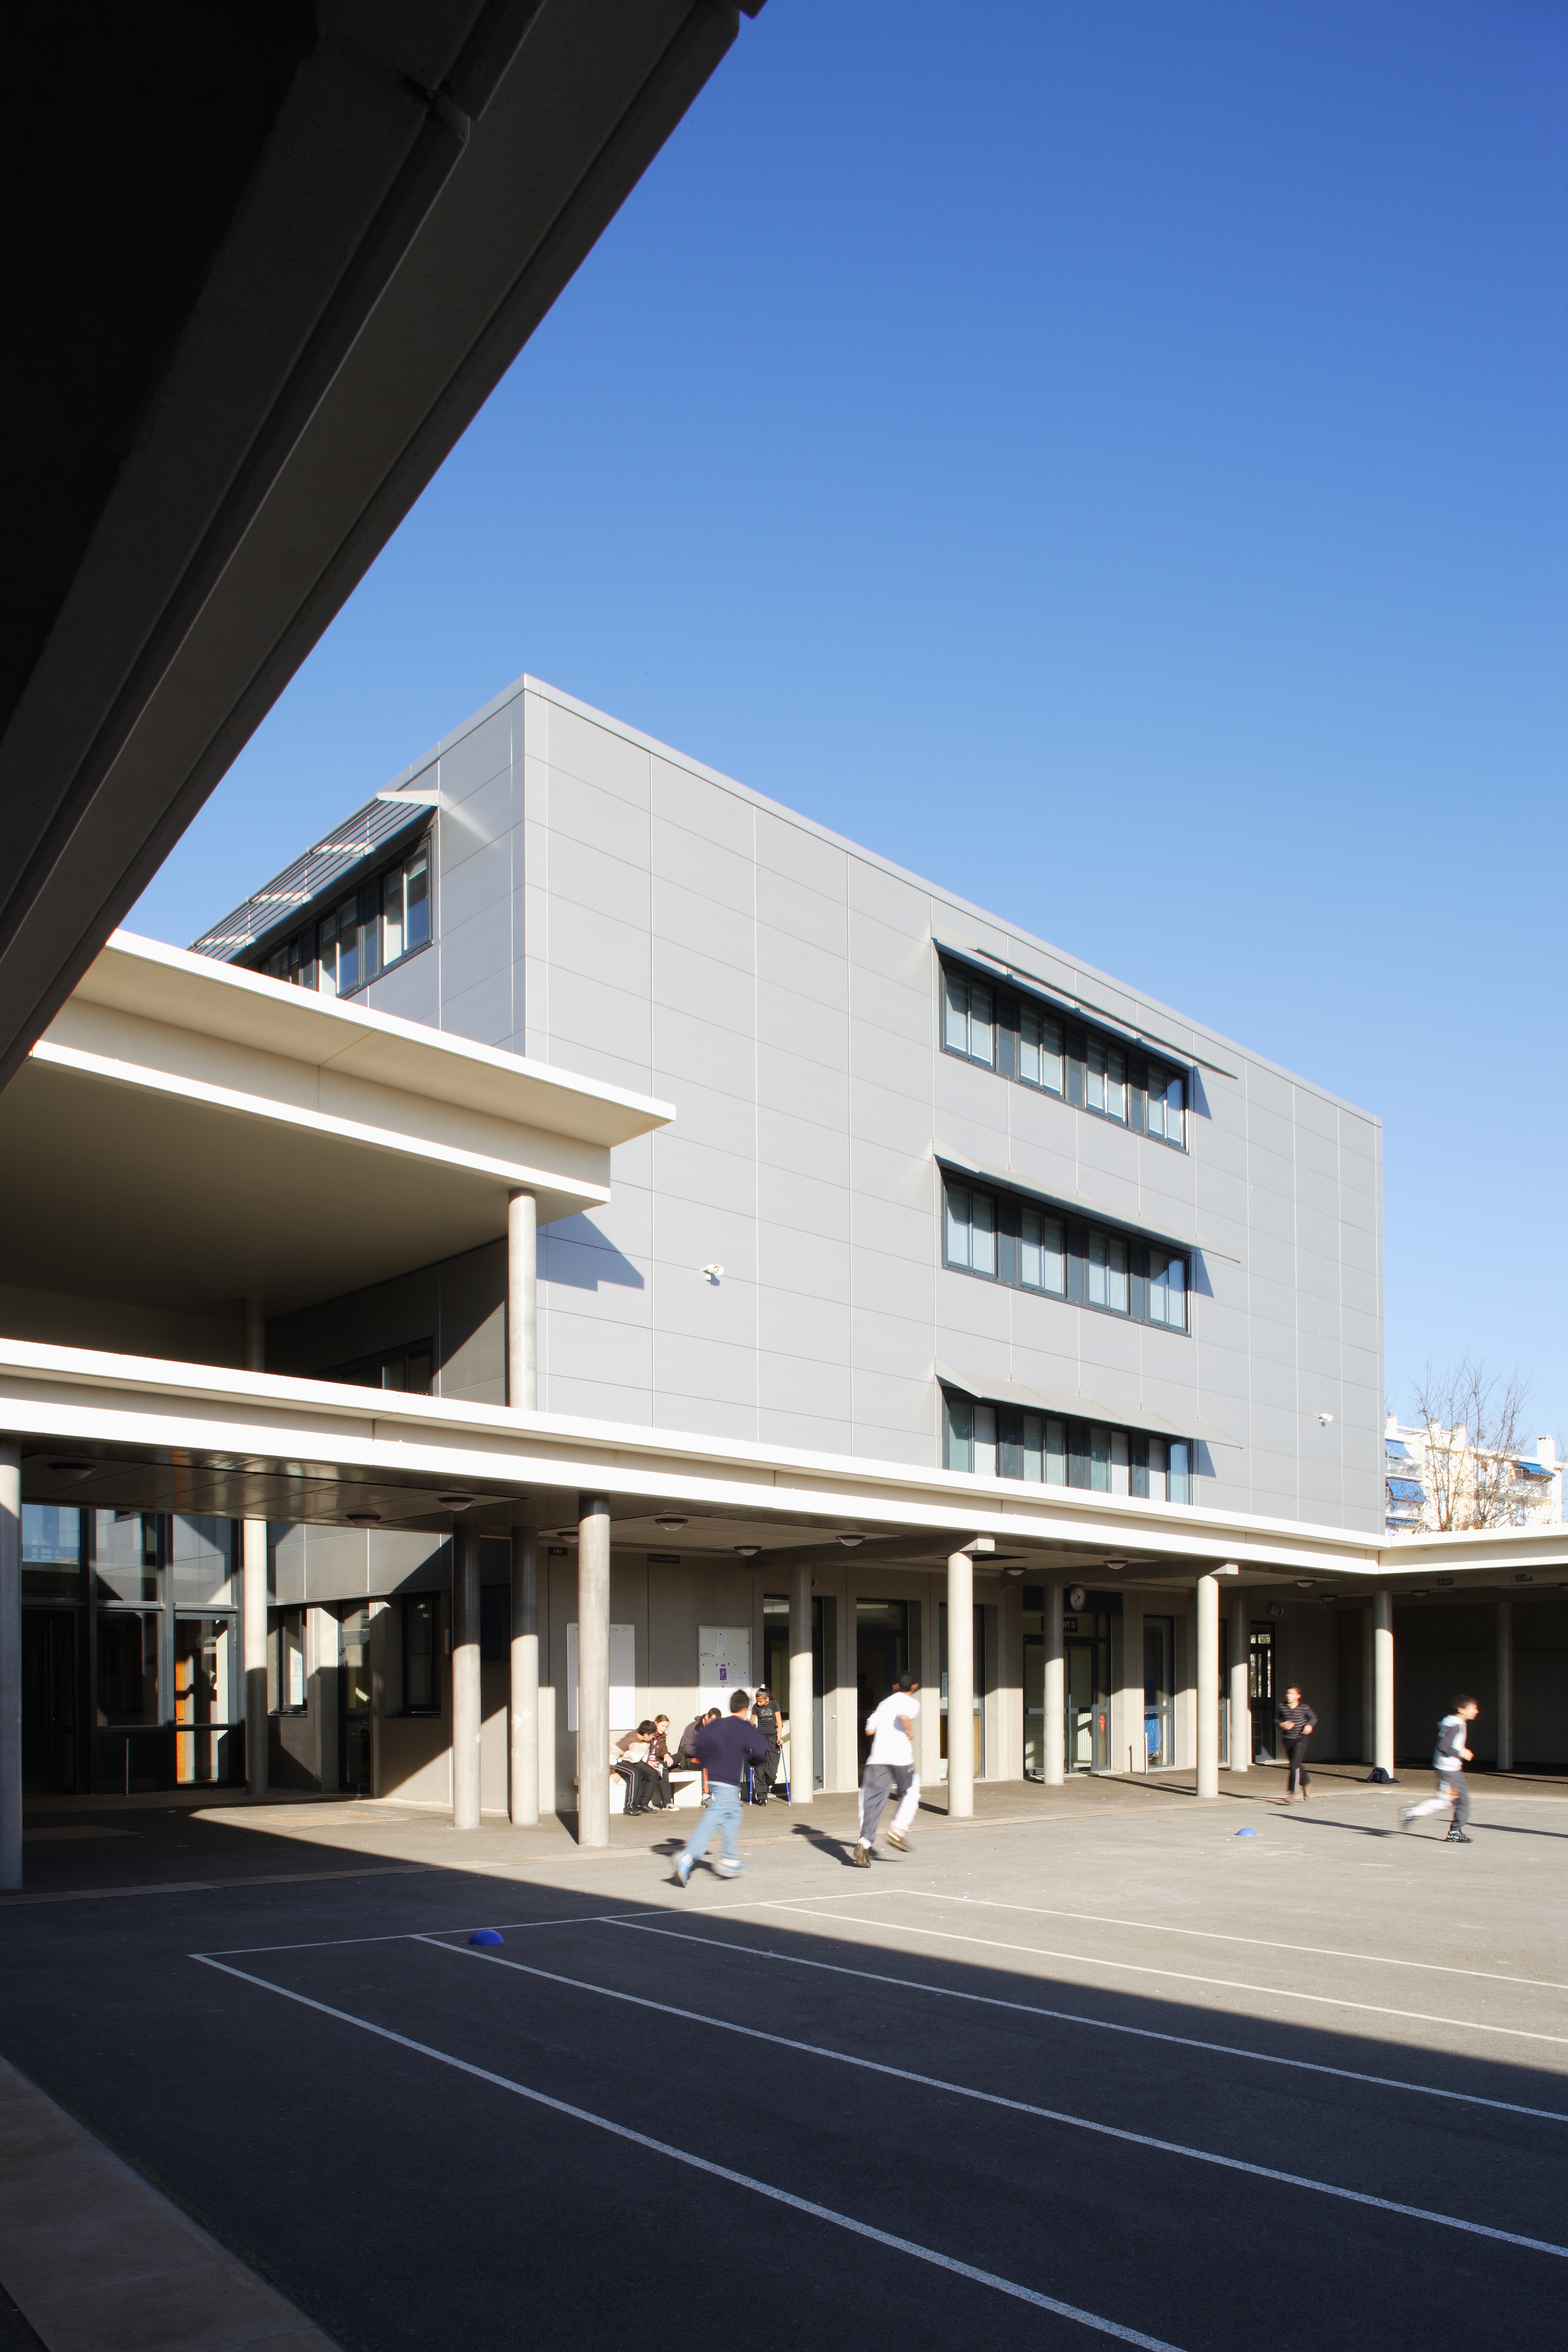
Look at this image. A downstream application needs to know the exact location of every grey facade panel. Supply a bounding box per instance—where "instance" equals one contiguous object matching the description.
[222,673,1386,1533]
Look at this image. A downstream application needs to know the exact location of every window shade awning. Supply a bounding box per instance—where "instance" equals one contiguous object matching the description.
[1385,1439,1411,1460]
[934,1145,1239,1265]
[931,932,1238,1080]
[934,1362,1242,1449]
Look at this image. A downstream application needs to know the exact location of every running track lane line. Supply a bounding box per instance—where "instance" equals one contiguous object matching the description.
[597,1918,1568,2126]
[189,1956,1183,2352]
[885,1892,1568,1992]
[761,1904,1568,2049]
[415,1937,1568,2262]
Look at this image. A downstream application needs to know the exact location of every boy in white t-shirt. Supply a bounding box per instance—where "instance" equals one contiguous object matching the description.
[854,1674,921,1866]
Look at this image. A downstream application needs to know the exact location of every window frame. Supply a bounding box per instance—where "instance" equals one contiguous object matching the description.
[402,1592,441,1715]
[943,1388,1198,1504]
[941,1175,1191,1335]
[938,957,1188,1152]
[255,828,434,1002]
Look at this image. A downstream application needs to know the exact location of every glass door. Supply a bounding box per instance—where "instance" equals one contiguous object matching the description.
[1064,1607,1111,1770]
[1142,1615,1175,1769]
[1249,1623,1276,1761]
[22,1610,78,1792]
[173,1617,236,1783]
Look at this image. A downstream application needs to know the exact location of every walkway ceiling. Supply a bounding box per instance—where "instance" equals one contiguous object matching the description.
[0,0,764,1095]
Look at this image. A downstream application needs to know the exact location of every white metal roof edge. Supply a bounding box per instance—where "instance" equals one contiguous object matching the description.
[4,1336,1534,1576]
[87,933,674,1140]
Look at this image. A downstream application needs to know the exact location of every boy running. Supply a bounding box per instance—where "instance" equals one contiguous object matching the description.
[673,1691,769,1885]
[853,1673,920,1866]
[1401,1695,1479,1844]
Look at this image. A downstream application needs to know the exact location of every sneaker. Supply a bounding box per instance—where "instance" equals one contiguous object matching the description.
[1398,1808,1414,1829]
[716,1858,745,1876]
[1446,1829,1472,1845]
[886,1829,910,1852]
[851,1840,871,1868]
[673,1854,692,1887]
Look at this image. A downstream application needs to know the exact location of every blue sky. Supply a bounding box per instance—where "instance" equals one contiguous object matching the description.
[133,0,1567,1444]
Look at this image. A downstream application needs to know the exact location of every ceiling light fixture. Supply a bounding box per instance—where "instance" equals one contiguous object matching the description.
[837,1534,863,1548]
[1296,1579,1315,1589]
[440,1494,473,1511]
[655,1516,687,1534]
[48,1461,95,1481]
[735,1544,761,1558]
[347,1510,380,1527]
[1102,1558,1127,1570]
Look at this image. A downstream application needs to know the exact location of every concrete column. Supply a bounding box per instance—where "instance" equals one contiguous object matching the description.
[451,1522,481,1831]
[1043,1580,1064,1787]
[507,1190,538,1410]
[1372,1588,1395,1778]
[1495,1601,1512,1772]
[788,1561,813,1805]
[1196,1571,1220,1799]
[510,1527,539,1824]
[946,1549,974,1818]
[243,1518,268,1800]
[0,1439,20,1892]
[576,1494,610,1848]
[241,1294,269,1801]
[1228,1590,1250,1774]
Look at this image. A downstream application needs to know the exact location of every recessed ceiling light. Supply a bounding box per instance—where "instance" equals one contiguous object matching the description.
[837,1534,863,1548]
[1103,1558,1127,1570]
[440,1493,473,1510]
[735,1544,761,1558]
[655,1516,687,1534]
[48,1461,95,1481]
[1296,1579,1315,1589]
[347,1511,380,1527]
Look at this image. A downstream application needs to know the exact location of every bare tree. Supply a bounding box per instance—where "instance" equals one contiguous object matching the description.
[1407,1357,1534,1530]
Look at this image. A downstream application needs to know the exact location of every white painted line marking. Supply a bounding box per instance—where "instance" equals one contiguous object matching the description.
[415,1938,1568,2260]
[776,1907,1568,2048]
[194,1888,891,1961]
[190,1956,1183,2351]
[884,1892,1568,1992]
[595,1917,1568,2125]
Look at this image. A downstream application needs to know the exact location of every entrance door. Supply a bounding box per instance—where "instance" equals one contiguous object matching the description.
[1143,1616,1175,1769]
[856,1601,908,1769]
[1249,1623,1276,1760]
[174,1617,235,1783]
[22,1610,78,1792]
[1064,1608,1111,1771]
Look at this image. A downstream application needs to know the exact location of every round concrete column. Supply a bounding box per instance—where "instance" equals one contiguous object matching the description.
[1372,1588,1395,1778]
[510,1527,539,1824]
[451,1522,482,1830]
[507,1190,538,1410]
[243,1519,269,1800]
[946,1549,974,1818]
[788,1562,813,1805]
[1043,1580,1064,1787]
[1227,1573,1250,1773]
[576,1494,610,1847]
[1195,1571,1220,1799]
[1495,1601,1513,1772]
[241,1298,269,1801]
[0,1438,20,1892]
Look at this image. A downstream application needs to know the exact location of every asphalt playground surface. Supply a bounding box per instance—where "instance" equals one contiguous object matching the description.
[1,1766,1564,2352]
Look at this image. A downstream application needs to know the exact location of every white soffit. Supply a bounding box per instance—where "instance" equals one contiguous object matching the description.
[74,933,674,1149]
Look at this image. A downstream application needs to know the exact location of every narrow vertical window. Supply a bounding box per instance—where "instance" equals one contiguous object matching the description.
[1110,1429,1129,1495]
[1045,1417,1067,1486]
[405,848,430,947]
[970,1190,996,1277]
[1089,1425,1111,1493]
[1168,1441,1191,1505]
[383,865,404,964]
[1130,1433,1150,1499]
[969,981,995,1068]
[1021,1412,1044,1482]
[943,968,969,1054]
[404,1594,437,1710]
[1086,1037,1106,1112]
[1163,1072,1184,1145]
[1148,1437,1168,1502]
[944,1184,971,1269]
[1107,1234,1128,1314]
[944,1390,974,1472]
[972,1404,997,1478]
[1105,1043,1126,1122]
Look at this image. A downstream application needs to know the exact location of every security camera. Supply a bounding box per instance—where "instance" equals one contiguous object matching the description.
[702,1263,724,1284]
[1318,1412,1334,1427]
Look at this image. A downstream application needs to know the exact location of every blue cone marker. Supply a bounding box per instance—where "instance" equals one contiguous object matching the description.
[1236,1827,1257,1838]
[469,1928,505,1946]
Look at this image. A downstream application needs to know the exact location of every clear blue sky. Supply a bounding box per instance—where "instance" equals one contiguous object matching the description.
[133,0,1567,1445]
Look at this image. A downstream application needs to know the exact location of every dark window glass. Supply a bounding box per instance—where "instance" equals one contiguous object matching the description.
[405,1594,437,1711]
[96,1613,158,1725]
[23,1504,81,1599]
[94,1512,158,1604]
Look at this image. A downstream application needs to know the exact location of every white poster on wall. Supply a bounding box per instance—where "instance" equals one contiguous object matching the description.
[566,1623,636,1733]
[697,1624,752,1713]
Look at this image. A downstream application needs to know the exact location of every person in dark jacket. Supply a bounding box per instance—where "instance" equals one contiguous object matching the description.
[673,1692,768,1885]
[1276,1686,1316,1801]
[751,1685,782,1805]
